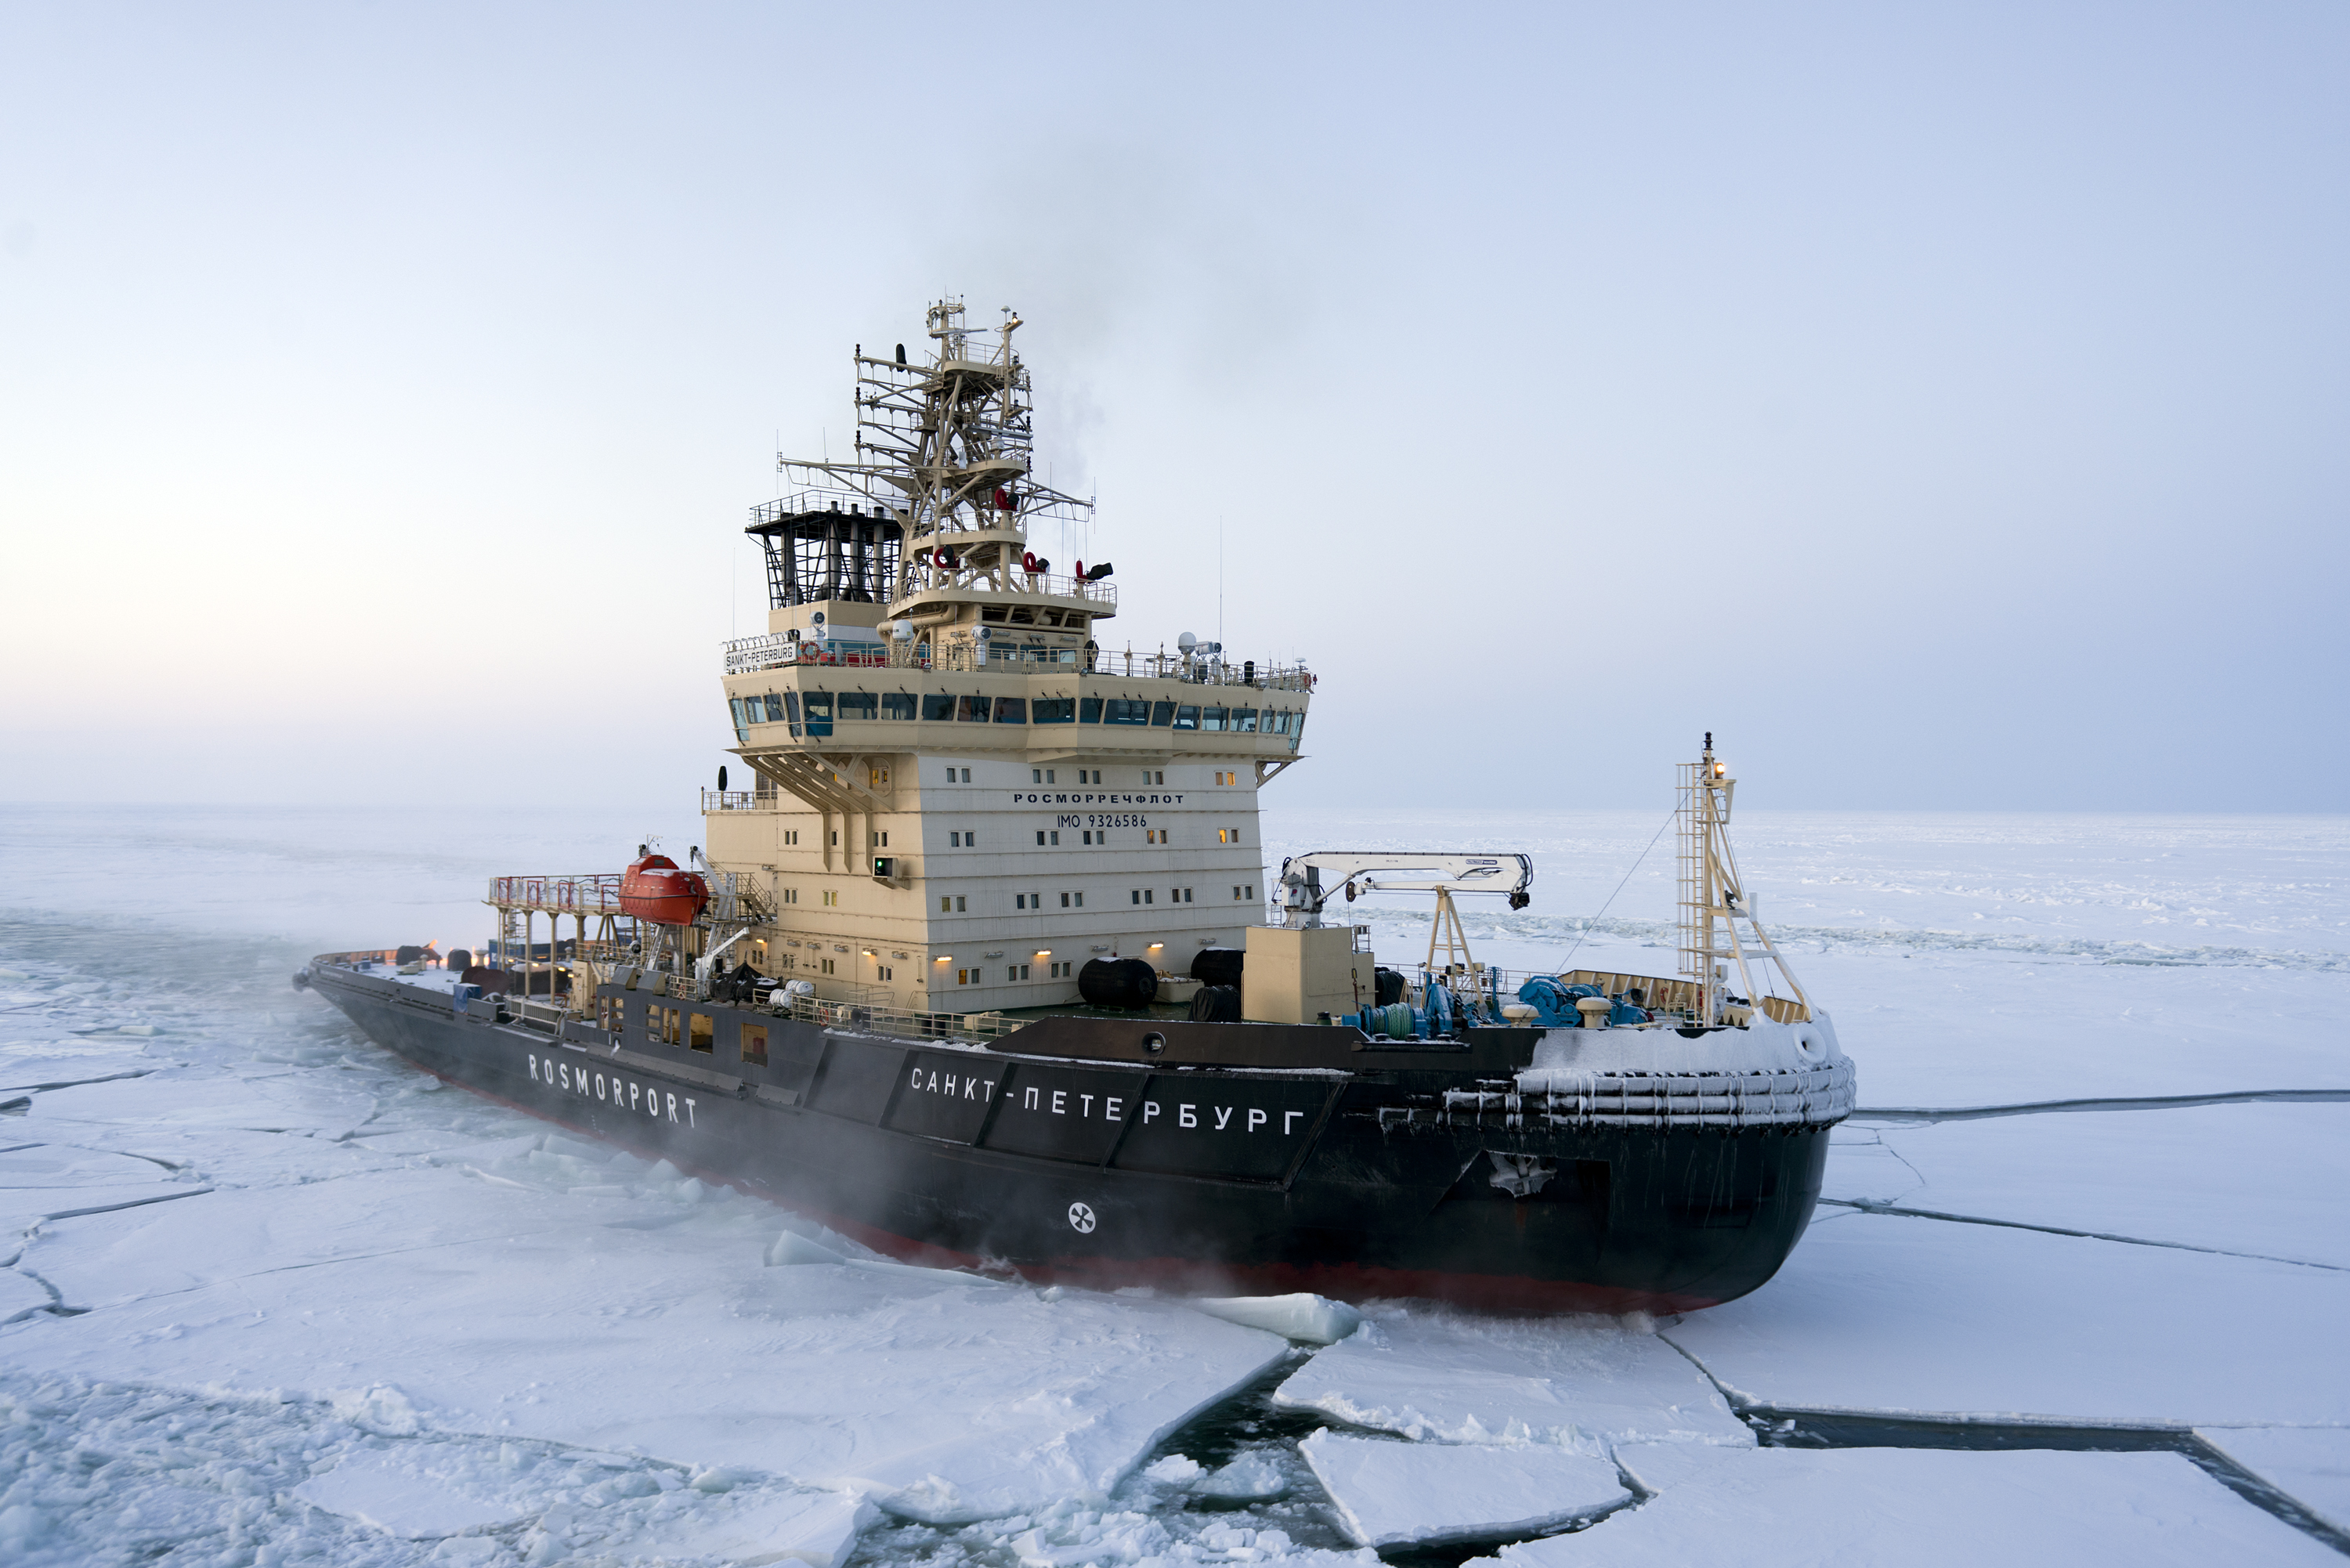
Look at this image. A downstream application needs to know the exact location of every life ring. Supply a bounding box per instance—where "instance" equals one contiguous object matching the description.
[1021,551,1038,573]
[932,547,950,569]
[1075,559,1086,580]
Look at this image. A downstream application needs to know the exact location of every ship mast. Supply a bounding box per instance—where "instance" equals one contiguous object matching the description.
[1677,735,1812,1025]
[779,299,1096,605]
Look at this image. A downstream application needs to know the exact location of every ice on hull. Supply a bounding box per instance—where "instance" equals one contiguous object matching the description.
[312,963,1834,1313]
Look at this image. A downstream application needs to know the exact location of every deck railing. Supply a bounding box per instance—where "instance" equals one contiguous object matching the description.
[723,632,1312,692]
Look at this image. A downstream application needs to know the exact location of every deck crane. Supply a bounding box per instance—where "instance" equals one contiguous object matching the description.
[1276,852,1533,976]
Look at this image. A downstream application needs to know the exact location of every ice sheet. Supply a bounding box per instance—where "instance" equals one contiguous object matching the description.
[0,1269,52,1321]
[1828,1102,2350,1267]
[4,1166,1293,1523]
[1466,1443,2342,1566]
[16,1067,379,1139]
[1271,1306,1749,1454]
[1296,1429,1627,1548]
[291,1444,548,1537]
[1663,1211,2350,1427]
[2196,1427,2350,1537]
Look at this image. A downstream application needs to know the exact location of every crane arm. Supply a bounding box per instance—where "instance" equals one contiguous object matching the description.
[1278,852,1533,927]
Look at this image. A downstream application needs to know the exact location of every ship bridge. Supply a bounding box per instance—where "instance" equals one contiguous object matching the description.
[702,300,1311,1021]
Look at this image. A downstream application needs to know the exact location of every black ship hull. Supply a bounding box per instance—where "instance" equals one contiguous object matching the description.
[307,960,1831,1314]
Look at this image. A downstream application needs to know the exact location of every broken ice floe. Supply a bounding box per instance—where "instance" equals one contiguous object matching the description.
[2194,1427,2350,1538]
[1297,1429,1627,1548]
[1664,1211,2350,1428]
[1188,1292,1362,1345]
[1272,1305,1749,1454]
[1828,1101,2350,1268]
[1466,1443,2343,1566]
[5,1163,1294,1524]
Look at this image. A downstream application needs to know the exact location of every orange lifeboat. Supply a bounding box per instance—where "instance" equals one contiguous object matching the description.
[619,850,709,926]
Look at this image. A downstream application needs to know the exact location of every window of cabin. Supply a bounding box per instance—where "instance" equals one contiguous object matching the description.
[741,1022,768,1067]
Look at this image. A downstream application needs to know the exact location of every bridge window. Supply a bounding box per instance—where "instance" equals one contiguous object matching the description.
[1150,701,1175,726]
[1079,696,1103,723]
[1173,705,1199,730]
[923,694,955,721]
[956,695,992,723]
[802,692,833,735]
[1232,708,1258,732]
[1201,706,1227,732]
[837,692,877,720]
[1033,698,1075,724]
[882,692,916,720]
[1105,698,1151,726]
[994,697,1027,724]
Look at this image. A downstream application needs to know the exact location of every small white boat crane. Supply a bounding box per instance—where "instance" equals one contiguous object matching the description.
[1277,851,1534,975]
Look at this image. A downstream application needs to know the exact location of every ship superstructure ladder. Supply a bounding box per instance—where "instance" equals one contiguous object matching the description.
[1677,735,1811,1024]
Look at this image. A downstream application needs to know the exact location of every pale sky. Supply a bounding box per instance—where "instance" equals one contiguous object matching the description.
[4,2,2345,813]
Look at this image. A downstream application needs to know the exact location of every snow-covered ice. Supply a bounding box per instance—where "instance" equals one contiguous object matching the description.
[1662,1209,2350,1427]
[1828,1101,2350,1267]
[1296,1429,1628,1548]
[1465,1443,2344,1566]
[6,1156,1292,1523]
[1188,1292,1363,1345]
[4,803,2348,1561]
[1272,1305,1751,1454]
[2196,1426,2350,1538]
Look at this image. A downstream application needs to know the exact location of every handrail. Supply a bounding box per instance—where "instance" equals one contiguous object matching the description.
[723,633,1314,691]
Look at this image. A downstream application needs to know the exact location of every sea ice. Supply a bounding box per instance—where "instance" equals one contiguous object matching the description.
[16,1065,378,1139]
[1296,1429,1627,1548]
[1464,1443,2344,1566]
[0,1142,207,1230]
[1828,1101,2350,1266]
[1663,1210,2350,1427]
[1271,1305,1748,1453]
[1188,1292,1363,1345]
[3,1165,1295,1523]
[292,1443,550,1537]
[2196,1426,2350,1537]
[0,1269,51,1321]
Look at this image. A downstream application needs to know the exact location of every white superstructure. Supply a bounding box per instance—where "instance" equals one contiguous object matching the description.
[703,302,1313,1015]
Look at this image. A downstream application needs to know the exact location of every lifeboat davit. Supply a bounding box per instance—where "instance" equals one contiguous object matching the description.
[619,851,709,926]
